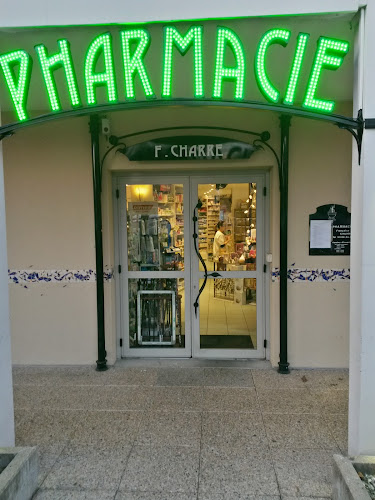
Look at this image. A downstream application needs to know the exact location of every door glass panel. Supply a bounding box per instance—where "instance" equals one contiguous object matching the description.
[128,278,185,348]
[197,183,257,271]
[199,278,257,349]
[126,184,184,271]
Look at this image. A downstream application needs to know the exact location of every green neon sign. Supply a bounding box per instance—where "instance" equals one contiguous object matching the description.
[0,25,350,123]
[255,28,291,103]
[284,33,309,105]
[35,39,81,112]
[85,33,117,105]
[163,26,203,98]
[0,50,32,121]
[121,29,155,99]
[213,27,246,100]
[303,36,349,112]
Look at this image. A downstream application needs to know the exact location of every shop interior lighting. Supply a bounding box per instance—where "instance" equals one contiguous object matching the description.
[85,33,117,105]
[255,29,291,103]
[213,27,245,100]
[0,50,32,121]
[35,39,81,112]
[303,36,349,113]
[121,29,155,99]
[284,33,309,105]
[162,26,203,98]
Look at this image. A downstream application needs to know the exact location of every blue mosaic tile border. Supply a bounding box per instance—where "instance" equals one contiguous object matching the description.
[271,268,350,282]
[8,269,114,287]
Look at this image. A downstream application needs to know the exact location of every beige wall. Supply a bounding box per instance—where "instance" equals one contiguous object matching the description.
[3,116,102,365]
[2,104,352,367]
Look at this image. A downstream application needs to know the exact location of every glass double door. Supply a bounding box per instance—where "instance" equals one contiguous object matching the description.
[118,174,265,358]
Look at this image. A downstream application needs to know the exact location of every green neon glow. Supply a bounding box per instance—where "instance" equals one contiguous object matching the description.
[283,33,309,105]
[162,26,203,98]
[120,29,155,99]
[303,36,349,113]
[84,33,117,105]
[0,50,32,121]
[213,27,245,100]
[35,39,80,112]
[255,28,291,103]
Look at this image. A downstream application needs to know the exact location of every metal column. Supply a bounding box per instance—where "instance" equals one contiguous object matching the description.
[278,115,291,374]
[89,114,107,371]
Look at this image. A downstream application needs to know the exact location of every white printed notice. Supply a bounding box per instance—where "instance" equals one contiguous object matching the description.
[310,220,332,248]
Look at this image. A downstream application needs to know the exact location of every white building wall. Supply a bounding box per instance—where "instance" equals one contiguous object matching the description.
[0,0,360,27]
[0,114,15,446]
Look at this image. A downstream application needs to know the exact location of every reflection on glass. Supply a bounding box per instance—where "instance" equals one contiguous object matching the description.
[128,278,185,348]
[199,278,256,349]
[126,184,184,271]
[198,183,256,272]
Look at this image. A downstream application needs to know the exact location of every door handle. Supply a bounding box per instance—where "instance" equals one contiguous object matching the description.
[192,199,221,316]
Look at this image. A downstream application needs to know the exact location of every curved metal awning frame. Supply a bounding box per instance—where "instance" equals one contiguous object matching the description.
[0,97,362,138]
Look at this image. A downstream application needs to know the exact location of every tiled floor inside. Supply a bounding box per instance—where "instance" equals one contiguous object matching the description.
[181,278,257,344]
[12,360,349,499]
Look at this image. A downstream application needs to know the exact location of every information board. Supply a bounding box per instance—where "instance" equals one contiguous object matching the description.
[309,204,351,255]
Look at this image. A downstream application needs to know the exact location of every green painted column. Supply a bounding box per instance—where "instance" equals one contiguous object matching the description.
[278,114,291,374]
[90,114,108,371]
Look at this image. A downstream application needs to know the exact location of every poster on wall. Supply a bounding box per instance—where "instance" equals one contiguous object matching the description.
[309,204,351,255]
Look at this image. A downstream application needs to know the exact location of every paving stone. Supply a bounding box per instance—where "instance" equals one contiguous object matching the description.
[116,492,196,500]
[102,367,158,386]
[305,369,349,389]
[69,410,142,447]
[13,366,102,386]
[282,497,330,500]
[33,488,116,499]
[155,367,205,386]
[199,494,281,500]
[201,411,268,449]
[135,411,201,448]
[201,387,259,412]
[10,364,349,500]
[199,446,279,497]
[15,408,84,445]
[69,386,153,411]
[119,445,199,494]
[310,388,349,414]
[202,367,254,387]
[251,369,309,389]
[149,386,203,411]
[43,444,131,490]
[272,448,335,498]
[263,413,338,449]
[35,386,95,410]
[256,389,320,414]
[13,385,52,409]
[324,413,348,454]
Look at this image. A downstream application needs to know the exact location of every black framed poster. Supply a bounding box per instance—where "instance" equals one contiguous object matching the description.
[309,204,351,256]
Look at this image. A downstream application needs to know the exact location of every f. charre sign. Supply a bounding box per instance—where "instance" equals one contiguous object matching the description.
[0,25,349,123]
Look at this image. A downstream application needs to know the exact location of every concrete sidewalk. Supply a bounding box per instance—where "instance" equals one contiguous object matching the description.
[12,360,348,499]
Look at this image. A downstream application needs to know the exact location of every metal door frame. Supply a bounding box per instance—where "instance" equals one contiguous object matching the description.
[190,173,267,359]
[116,174,192,358]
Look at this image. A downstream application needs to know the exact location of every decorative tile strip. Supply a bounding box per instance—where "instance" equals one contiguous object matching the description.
[8,269,114,287]
[271,268,350,283]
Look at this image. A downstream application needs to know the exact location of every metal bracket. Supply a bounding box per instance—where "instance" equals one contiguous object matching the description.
[337,109,364,165]
[0,131,14,142]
